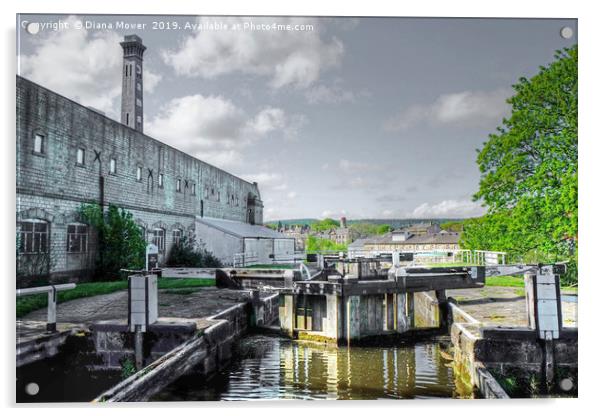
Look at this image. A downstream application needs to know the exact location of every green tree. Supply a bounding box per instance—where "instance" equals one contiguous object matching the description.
[376,224,393,234]
[440,221,464,232]
[349,222,377,237]
[462,46,577,283]
[349,222,392,237]
[310,218,340,232]
[80,204,146,280]
[305,235,347,253]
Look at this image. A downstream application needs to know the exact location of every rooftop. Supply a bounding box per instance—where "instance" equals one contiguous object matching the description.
[196,217,293,239]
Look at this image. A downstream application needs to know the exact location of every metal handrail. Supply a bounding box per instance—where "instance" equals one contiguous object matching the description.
[17,283,76,332]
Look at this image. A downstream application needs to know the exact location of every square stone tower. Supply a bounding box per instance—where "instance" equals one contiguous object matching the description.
[120,35,146,132]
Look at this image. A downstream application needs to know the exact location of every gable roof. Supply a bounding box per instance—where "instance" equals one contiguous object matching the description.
[362,231,460,246]
[196,217,293,239]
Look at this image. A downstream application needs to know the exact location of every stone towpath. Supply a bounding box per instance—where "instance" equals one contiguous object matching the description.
[448,286,577,327]
[22,287,253,324]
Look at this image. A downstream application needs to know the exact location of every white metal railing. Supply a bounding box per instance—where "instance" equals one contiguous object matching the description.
[347,249,507,265]
[17,283,76,332]
[299,262,312,280]
[234,251,306,267]
[233,252,259,267]
[273,252,306,264]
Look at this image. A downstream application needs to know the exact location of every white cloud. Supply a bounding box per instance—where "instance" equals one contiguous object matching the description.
[161,17,344,89]
[328,158,394,190]
[146,95,304,169]
[381,209,395,217]
[287,191,297,200]
[19,15,161,117]
[338,159,371,173]
[249,107,307,140]
[305,83,362,105]
[409,199,485,218]
[384,88,511,131]
[320,210,347,219]
[241,172,286,190]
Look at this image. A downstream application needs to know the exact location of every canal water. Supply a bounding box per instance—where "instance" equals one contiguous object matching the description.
[153,334,462,401]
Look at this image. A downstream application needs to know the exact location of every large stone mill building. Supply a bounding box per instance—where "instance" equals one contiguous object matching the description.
[16,34,293,284]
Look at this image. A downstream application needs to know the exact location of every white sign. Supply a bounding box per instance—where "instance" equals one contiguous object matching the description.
[146,244,159,271]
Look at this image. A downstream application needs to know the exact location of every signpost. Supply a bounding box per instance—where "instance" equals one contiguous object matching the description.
[146,243,159,271]
[127,243,159,369]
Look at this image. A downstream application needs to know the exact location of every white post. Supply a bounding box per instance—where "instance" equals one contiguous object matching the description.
[392,251,401,268]
[47,286,57,332]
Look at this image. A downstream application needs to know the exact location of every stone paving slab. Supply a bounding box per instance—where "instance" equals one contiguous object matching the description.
[160,268,216,279]
[22,287,253,324]
[448,286,577,327]
[17,320,86,344]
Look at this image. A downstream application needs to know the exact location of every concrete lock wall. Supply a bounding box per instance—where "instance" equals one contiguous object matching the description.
[17,76,263,282]
[282,291,420,344]
[413,291,441,327]
[95,294,279,402]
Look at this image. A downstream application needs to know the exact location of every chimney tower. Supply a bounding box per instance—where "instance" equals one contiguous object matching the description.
[120,35,146,132]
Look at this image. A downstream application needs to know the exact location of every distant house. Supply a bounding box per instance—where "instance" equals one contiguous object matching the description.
[347,238,372,258]
[348,224,460,257]
[363,231,460,252]
[398,222,441,236]
[280,224,309,251]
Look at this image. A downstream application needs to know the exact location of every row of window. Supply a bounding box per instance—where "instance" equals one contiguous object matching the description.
[18,219,186,255]
[34,134,119,175]
[18,221,87,254]
[32,134,245,205]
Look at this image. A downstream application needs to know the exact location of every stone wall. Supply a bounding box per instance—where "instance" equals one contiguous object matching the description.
[94,294,279,402]
[16,76,263,282]
[413,291,440,327]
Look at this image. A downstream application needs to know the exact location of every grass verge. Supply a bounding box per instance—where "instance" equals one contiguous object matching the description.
[16,278,214,318]
[486,275,577,293]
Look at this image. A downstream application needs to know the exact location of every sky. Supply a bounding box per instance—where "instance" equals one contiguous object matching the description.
[17,15,577,221]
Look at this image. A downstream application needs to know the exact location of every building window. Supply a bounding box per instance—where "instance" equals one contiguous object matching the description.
[173,229,183,247]
[33,134,45,154]
[126,113,129,125]
[147,171,154,192]
[67,224,88,253]
[136,98,142,107]
[76,148,85,165]
[109,158,116,174]
[176,179,181,192]
[137,83,141,91]
[136,166,142,181]
[158,173,164,188]
[136,115,142,124]
[18,220,49,254]
[192,183,196,195]
[151,228,165,252]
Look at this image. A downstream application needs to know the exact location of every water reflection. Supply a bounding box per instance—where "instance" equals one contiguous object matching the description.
[154,335,457,401]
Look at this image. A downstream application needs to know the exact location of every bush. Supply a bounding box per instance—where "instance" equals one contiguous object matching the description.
[166,235,222,268]
[80,204,146,280]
